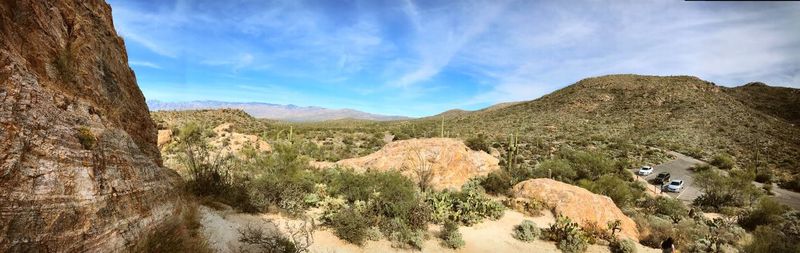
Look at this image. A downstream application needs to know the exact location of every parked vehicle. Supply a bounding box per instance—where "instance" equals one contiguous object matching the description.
[638,166,654,176]
[666,180,684,192]
[654,172,671,185]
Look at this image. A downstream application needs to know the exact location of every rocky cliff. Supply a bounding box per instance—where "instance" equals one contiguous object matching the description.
[332,138,500,190]
[0,0,179,251]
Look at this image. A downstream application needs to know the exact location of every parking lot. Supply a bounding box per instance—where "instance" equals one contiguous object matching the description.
[632,152,704,204]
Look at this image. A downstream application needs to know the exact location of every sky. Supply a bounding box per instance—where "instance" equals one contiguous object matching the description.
[108,0,800,117]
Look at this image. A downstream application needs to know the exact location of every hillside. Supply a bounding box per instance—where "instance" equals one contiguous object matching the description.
[148,100,411,122]
[724,82,800,125]
[427,75,800,185]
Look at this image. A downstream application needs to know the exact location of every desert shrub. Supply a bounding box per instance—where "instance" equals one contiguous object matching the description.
[465,134,491,153]
[480,170,514,195]
[512,220,540,242]
[754,169,773,183]
[559,150,616,181]
[440,221,465,249]
[609,239,637,253]
[426,182,505,225]
[578,174,643,208]
[328,207,370,245]
[505,198,547,217]
[710,154,735,170]
[75,126,96,150]
[738,197,790,231]
[546,215,589,253]
[322,169,431,247]
[536,159,577,182]
[691,164,712,172]
[693,169,763,211]
[639,196,688,222]
[582,221,611,244]
[636,215,673,248]
[778,177,800,192]
[54,46,76,82]
[238,225,298,253]
[365,227,382,241]
[745,211,800,253]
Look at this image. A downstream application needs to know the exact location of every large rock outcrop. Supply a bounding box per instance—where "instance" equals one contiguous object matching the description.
[0,0,179,252]
[332,138,500,190]
[512,179,639,241]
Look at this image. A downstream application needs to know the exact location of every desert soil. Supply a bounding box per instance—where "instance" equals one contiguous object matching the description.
[199,206,660,253]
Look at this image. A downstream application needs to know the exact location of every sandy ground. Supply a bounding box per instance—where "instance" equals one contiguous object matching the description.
[199,206,660,253]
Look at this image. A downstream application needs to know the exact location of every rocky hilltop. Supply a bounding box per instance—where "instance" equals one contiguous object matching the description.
[0,0,178,251]
[331,138,500,190]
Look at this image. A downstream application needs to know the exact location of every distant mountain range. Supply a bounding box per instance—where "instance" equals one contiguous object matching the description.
[146,100,411,122]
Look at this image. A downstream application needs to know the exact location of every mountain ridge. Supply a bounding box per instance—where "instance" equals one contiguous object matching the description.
[147,100,411,122]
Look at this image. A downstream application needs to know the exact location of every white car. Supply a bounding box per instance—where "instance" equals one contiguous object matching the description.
[638,166,654,176]
[666,180,684,192]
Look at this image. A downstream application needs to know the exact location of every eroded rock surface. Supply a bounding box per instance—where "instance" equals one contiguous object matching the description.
[0,0,179,251]
[332,138,500,190]
[512,178,639,241]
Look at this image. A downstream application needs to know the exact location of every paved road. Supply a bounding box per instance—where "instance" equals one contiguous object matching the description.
[632,152,704,204]
[631,151,800,210]
[753,182,800,210]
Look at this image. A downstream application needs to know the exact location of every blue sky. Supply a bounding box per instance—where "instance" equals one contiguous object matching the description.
[108,0,800,117]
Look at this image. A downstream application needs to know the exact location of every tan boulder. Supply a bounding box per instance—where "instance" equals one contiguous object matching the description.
[512,178,639,241]
[334,138,500,190]
[157,129,173,147]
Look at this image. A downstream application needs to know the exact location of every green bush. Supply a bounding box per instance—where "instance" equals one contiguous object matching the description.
[578,174,643,208]
[648,196,688,222]
[440,221,465,249]
[739,197,790,231]
[536,159,577,183]
[426,182,505,225]
[465,134,491,153]
[609,239,637,253]
[512,220,540,242]
[745,212,800,253]
[480,170,514,195]
[710,154,735,170]
[321,169,431,248]
[329,207,370,245]
[75,127,96,150]
[547,215,589,253]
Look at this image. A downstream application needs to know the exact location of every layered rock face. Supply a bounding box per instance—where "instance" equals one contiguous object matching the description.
[512,179,639,241]
[0,0,179,251]
[333,138,500,190]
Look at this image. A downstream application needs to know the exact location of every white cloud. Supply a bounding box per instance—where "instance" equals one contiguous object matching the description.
[128,60,162,69]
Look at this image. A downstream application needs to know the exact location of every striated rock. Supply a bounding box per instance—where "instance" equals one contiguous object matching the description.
[0,0,179,252]
[512,179,639,241]
[209,123,271,158]
[333,138,500,190]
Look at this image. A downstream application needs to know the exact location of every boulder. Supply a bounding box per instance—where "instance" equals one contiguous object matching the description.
[0,0,179,251]
[157,129,173,147]
[334,138,500,190]
[512,179,639,241]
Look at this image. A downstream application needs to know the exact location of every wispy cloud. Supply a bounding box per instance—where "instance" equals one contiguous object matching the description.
[128,60,162,69]
[110,0,800,117]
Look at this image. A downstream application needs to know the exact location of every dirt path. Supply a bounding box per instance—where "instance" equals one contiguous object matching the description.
[199,206,659,253]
